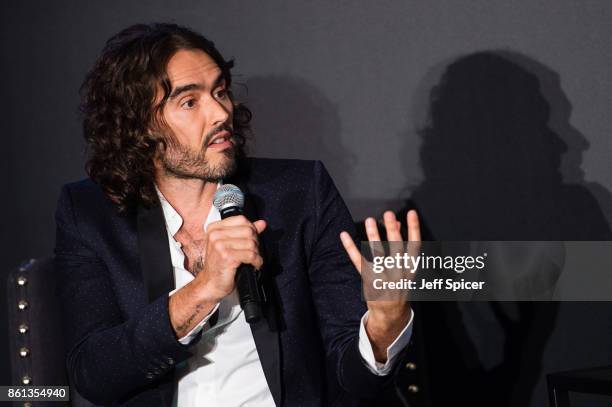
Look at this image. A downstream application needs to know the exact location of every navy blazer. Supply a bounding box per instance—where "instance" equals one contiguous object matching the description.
[54,158,401,406]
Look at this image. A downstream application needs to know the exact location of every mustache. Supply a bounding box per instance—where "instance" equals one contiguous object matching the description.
[203,124,234,147]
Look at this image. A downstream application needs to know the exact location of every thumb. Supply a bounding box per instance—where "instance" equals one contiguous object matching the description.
[253,219,267,234]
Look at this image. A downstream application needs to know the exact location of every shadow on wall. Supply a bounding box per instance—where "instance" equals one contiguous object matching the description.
[240,75,355,200]
[362,51,612,407]
[504,51,612,230]
[404,50,612,241]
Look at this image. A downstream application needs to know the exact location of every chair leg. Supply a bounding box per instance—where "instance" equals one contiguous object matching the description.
[550,387,570,407]
[547,375,570,407]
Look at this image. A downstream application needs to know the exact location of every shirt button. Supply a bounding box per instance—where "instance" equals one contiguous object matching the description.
[167,357,175,365]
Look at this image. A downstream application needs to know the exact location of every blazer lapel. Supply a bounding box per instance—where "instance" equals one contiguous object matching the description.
[227,164,283,406]
[137,201,175,302]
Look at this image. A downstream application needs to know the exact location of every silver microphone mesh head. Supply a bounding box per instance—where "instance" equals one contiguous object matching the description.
[213,184,244,211]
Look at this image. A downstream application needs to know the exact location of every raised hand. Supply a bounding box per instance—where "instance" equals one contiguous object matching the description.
[340,210,421,362]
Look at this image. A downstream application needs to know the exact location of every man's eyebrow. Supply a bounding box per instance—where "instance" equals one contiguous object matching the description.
[168,74,226,100]
[169,83,203,100]
[212,73,226,89]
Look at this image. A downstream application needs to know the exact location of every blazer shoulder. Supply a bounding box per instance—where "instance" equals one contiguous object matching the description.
[58,178,122,216]
[60,178,108,203]
[242,157,327,188]
[62,177,102,193]
[245,157,317,172]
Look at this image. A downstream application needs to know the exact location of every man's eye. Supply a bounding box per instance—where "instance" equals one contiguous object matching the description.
[181,98,196,109]
[215,89,228,99]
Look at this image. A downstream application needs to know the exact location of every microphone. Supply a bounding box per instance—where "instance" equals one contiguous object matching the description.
[213,184,262,324]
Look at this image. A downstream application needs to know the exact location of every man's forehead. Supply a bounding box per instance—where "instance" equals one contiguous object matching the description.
[166,49,223,85]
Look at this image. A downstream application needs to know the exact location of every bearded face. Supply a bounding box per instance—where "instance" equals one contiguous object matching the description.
[159,124,238,181]
[154,50,238,182]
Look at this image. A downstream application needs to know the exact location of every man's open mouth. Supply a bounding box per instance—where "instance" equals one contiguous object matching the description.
[208,131,233,147]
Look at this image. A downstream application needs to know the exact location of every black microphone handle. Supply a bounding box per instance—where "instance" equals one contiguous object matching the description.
[219,205,262,324]
[236,263,262,323]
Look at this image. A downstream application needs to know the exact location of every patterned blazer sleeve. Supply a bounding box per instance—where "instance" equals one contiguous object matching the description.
[53,185,193,405]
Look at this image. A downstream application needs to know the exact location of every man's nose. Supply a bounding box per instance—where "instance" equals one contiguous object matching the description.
[210,98,231,126]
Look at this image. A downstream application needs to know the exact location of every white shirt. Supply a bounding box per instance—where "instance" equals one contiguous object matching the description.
[155,185,413,406]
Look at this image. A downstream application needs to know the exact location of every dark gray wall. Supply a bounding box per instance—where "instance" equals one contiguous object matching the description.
[1,1,611,405]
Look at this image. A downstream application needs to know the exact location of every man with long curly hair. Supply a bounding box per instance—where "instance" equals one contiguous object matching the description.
[54,23,417,406]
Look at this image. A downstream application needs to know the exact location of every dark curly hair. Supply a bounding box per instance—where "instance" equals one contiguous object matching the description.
[80,22,252,213]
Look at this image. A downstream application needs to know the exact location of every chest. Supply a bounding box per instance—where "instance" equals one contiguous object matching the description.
[173,227,207,273]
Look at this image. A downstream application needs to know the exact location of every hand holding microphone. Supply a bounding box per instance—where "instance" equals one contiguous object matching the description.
[169,185,265,337]
[205,184,264,323]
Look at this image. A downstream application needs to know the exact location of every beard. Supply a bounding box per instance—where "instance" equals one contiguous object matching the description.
[159,125,238,181]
